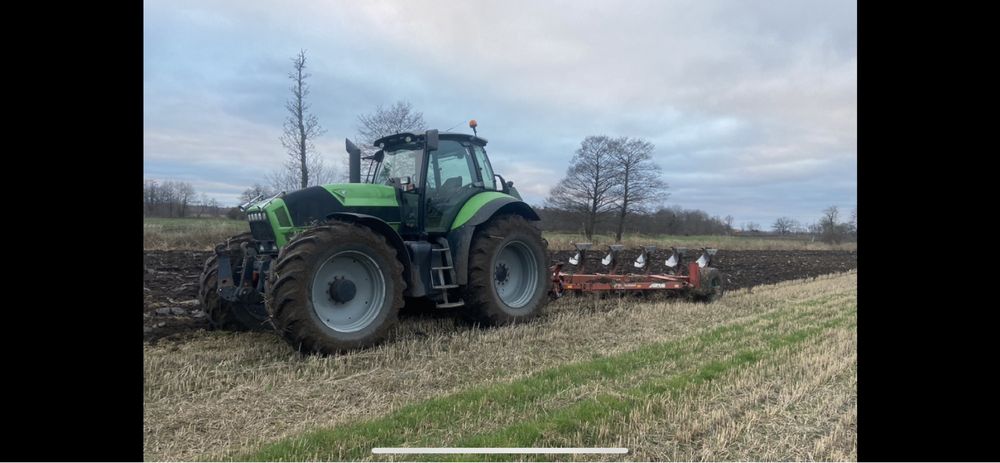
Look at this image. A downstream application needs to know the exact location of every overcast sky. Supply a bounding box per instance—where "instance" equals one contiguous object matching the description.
[144,0,856,228]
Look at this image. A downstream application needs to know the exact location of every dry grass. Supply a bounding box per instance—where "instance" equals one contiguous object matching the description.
[144,272,856,461]
[543,232,857,251]
[144,218,249,250]
[613,314,856,461]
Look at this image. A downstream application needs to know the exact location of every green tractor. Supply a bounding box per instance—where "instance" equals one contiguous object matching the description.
[198,125,550,354]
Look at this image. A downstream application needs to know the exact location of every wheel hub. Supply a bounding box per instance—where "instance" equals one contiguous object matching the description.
[328,277,357,303]
[495,263,510,286]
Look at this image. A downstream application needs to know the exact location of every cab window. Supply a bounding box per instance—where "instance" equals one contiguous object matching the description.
[472,145,496,190]
[425,140,479,232]
[427,140,476,192]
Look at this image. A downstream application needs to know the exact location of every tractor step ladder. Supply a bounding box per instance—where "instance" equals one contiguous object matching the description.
[430,237,464,308]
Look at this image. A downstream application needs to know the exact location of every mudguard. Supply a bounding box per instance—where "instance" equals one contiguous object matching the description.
[446,196,540,286]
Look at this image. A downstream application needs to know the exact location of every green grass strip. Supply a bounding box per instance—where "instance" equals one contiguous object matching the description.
[418,307,856,461]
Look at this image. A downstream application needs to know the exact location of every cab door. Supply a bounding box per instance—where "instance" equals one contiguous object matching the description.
[423,140,483,234]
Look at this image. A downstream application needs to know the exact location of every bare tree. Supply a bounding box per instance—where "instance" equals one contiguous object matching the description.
[176,182,195,218]
[772,217,799,235]
[143,179,158,216]
[609,137,668,243]
[267,154,335,192]
[819,205,849,244]
[241,183,275,204]
[849,206,857,236]
[351,101,427,181]
[742,221,761,233]
[208,198,220,217]
[822,206,840,227]
[195,193,209,218]
[724,215,734,234]
[160,181,178,217]
[278,49,328,189]
[545,136,620,240]
[357,101,426,145]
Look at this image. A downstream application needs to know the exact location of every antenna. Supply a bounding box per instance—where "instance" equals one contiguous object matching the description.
[444,120,465,132]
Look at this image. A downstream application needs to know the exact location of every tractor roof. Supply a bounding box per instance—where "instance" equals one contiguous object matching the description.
[374,131,488,150]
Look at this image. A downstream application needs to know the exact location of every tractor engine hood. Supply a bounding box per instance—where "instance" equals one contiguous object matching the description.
[279,184,401,226]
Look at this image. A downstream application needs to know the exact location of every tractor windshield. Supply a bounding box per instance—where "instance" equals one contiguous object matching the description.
[374,146,420,185]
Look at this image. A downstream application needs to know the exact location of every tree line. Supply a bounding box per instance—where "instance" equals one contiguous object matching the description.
[536,204,730,236]
[739,205,856,244]
[143,179,225,218]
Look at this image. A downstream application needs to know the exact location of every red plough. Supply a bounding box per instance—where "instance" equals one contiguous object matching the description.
[549,243,725,302]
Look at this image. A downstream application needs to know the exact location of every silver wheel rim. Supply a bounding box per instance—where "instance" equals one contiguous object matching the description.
[493,240,539,309]
[311,250,386,332]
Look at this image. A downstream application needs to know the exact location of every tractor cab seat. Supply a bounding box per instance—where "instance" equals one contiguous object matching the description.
[439,176,463,192]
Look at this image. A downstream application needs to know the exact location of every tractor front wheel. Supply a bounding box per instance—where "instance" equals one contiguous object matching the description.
[266,222,405,354]
[198,232,270,331]
[463,214,550,325]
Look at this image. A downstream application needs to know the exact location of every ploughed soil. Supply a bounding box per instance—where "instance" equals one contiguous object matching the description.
[143,249,857,343]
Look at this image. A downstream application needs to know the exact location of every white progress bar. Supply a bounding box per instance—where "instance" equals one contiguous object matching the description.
[372,447,628,454]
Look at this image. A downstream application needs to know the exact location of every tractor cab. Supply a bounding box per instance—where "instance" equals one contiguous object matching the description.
[349,127,517,237]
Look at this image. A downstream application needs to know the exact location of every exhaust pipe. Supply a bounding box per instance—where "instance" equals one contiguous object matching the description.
[346,138,361,183]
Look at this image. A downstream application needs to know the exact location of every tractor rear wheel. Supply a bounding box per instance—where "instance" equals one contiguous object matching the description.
[198,232,270,331]
[463,214,550,325]
[266,222,405,354]
[690,267,725,302]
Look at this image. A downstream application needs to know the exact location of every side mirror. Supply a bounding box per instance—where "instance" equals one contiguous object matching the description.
[494,174,512,193]
[394,176,414,192]
[425,129,439,151]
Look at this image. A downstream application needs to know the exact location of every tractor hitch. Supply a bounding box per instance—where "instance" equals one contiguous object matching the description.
[214,241,270,304]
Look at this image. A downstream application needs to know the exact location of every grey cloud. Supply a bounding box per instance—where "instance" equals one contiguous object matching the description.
[144,0,855,226]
